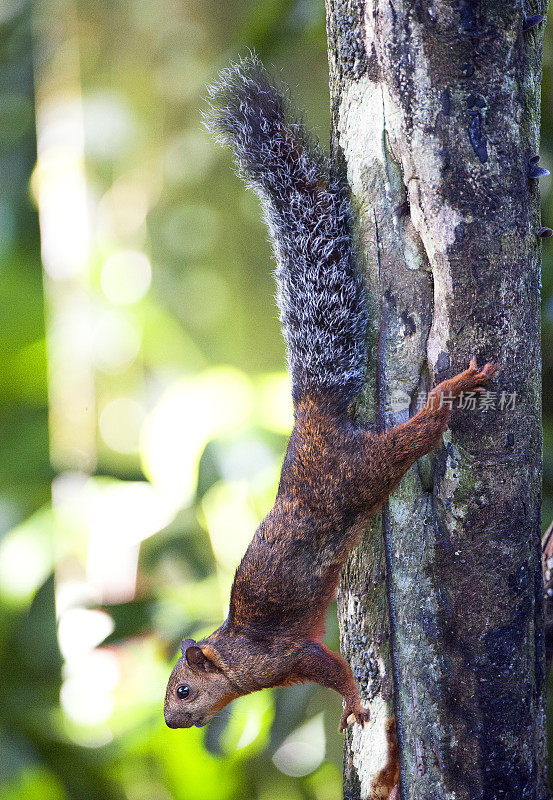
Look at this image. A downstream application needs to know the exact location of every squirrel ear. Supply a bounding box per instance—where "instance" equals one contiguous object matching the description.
[185,644,219,673]
[180,638,197,657]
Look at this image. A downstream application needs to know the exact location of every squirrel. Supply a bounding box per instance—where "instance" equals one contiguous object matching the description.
[164,54,498,733]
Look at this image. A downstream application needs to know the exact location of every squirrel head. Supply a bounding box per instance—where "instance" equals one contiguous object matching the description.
[164,638,240,729]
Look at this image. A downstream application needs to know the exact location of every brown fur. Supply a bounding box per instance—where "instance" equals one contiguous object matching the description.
[164,359,498,732]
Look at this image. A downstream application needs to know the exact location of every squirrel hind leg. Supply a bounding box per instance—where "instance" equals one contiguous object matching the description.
[429,357,499,402]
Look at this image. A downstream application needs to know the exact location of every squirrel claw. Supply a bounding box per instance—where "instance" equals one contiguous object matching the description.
[434,358,499,402]
[466,357,497,380]
[480,361,499,379]
[339,703,370,732]
[471,361,499,388]
[458,358,499,392]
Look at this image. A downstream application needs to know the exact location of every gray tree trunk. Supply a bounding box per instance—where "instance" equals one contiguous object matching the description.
[325,2,549,799]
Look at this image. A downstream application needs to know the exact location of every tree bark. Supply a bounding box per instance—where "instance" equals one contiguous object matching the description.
[325,2,549,799]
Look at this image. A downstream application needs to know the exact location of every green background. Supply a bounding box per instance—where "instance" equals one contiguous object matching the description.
[1,2,552,798]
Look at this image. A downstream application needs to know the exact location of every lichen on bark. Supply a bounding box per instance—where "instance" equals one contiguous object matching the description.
[326,2,549,798]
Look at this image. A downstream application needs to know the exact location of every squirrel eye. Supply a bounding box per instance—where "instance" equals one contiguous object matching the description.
[176,684,190,699]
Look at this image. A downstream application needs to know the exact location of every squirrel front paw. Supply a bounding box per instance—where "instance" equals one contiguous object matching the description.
[458,357,499,392]
[339,699,370,732]
[432,356,499,402]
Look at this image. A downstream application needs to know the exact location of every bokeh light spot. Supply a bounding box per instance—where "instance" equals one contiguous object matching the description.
[97,176,154,244]
[58,608,114,660]
[141,368,252,507]
[256,372,294,434]
[99,397,146,454]
[101,250,152,305]
[201,481,259,572]
[60,648,119,726]
[83,93,134,159]
[93,310,142,373]
[272,714,326,777]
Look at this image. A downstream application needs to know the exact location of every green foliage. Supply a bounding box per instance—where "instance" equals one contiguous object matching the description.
[0,1,344,799]
[2,0,553,798]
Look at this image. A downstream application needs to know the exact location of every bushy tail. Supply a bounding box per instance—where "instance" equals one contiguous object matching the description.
[205,54,368,412]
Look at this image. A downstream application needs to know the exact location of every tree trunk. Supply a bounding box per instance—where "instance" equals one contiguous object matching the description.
[325,2,549,799]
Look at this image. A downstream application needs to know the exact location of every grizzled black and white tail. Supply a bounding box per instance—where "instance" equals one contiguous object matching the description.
[205,55,368,412]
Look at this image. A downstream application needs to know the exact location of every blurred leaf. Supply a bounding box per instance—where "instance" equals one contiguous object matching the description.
[0,730,39,785]
[0,506,54,606]
[237,0,297,52]
[3,575,62,684]
[0,767,66,800]
[100,597,156,645]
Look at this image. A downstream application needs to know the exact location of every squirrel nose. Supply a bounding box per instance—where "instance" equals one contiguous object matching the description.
[164,708,179,728]
[164,707,194,729]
